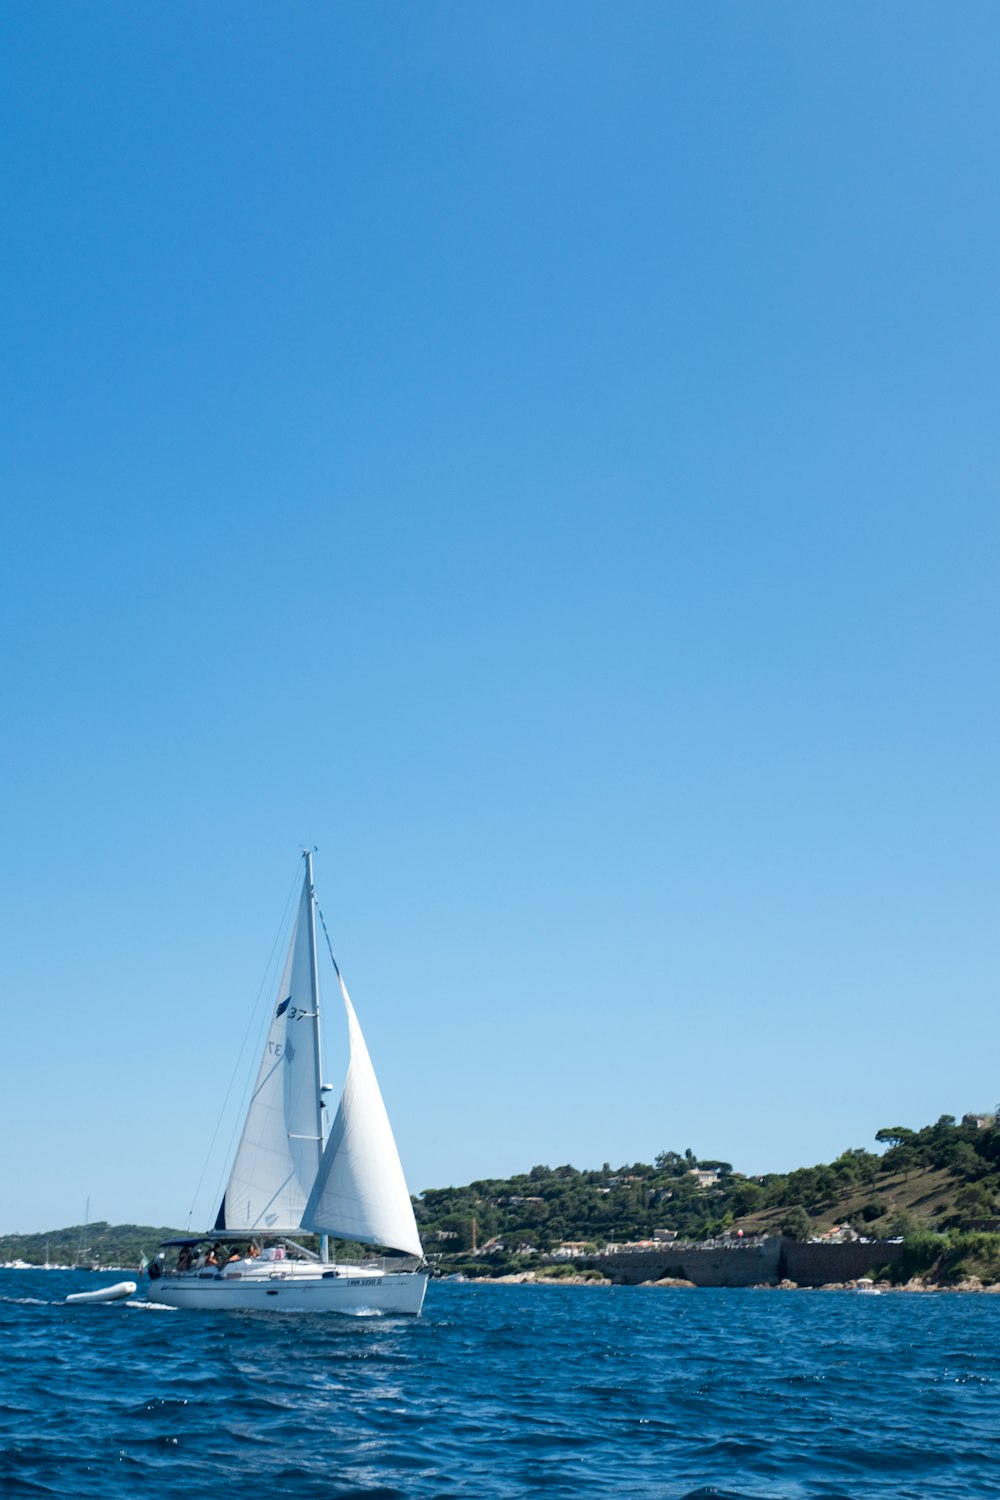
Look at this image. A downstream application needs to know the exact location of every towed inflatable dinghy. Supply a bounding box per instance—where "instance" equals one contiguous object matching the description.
[65,1280,137,1305]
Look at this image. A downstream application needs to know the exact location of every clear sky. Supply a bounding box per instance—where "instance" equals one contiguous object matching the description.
[2,3,997,1234]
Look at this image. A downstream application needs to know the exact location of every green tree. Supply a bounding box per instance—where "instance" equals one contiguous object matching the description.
[955,1182,994,1218]
[875,1126,915,1148]
[439,1214,478,1250]
[730,1180,765,1217]
[949,1142,983,1178]
[781,1206,811,1241]
[888,1146,917,1182]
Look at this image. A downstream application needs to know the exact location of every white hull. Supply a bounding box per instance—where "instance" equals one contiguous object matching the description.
[149,1266,428,1315]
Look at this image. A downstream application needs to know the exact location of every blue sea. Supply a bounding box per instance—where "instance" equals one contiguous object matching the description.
[3,1272,1000,1498]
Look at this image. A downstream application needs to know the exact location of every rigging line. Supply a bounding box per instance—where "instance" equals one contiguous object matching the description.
[186,860,302,1229]
[314,896,345,981]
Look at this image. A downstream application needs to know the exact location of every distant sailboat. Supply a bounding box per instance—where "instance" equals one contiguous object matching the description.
[150,853,427,1314]
[73,1199,94,1271]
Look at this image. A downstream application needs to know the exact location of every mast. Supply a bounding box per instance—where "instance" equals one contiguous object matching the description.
[303,848,330,1263]
[217,857,326,1234]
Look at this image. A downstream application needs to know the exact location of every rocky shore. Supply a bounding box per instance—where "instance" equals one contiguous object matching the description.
[749,1276,1000,1292]
[468,1270,611,1286]
[464,1271,1000,1292]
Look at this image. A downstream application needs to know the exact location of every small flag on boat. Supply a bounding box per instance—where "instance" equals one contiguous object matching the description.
[138,1253,149,1276]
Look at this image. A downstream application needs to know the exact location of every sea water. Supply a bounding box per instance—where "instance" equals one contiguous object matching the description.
[3,1271,1000,1498]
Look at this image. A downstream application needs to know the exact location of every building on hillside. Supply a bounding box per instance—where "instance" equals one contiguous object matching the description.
[817,1224,860,1244]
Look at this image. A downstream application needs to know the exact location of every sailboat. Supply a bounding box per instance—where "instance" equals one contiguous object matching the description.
[73,1199,94,1271]
[149,852,428,1314]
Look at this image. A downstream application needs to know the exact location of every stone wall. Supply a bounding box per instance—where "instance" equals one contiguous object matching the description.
[596,1238,781,1287]
[781,1238,903,1285]
[594,1237,903,1287]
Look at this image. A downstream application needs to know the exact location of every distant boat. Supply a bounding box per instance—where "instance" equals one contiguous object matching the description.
[149,852,427,1315]
[73,1199,95,1270]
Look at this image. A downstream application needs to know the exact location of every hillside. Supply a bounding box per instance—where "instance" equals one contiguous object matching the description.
[731,1164,959,1241]
[0,1222,185,1268]
[4,1114,997,1273]
[412,1114,1000,1274]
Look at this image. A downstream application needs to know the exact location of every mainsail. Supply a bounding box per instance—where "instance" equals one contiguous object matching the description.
[216,870,324,1233]
[302,974,423,1258]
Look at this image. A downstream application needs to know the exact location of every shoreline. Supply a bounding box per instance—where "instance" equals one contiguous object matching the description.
[461,1271,1000,1293]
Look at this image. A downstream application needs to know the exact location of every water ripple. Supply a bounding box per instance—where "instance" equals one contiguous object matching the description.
[3,1273,1000,1496]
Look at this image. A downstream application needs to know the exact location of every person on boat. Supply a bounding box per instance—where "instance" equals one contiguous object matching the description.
[204,1245,221,1267]
[177,1246,193,1271]
[225,1247,242,1263]
[248,1241,260,1258]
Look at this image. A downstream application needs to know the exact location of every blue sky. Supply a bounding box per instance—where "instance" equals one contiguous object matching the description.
[2,3,997,1233]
